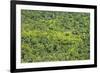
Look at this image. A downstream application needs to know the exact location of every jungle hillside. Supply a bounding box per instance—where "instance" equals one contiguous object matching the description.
[21,10,90,63]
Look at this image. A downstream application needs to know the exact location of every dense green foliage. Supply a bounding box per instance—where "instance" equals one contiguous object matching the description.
[21,10,90,63]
